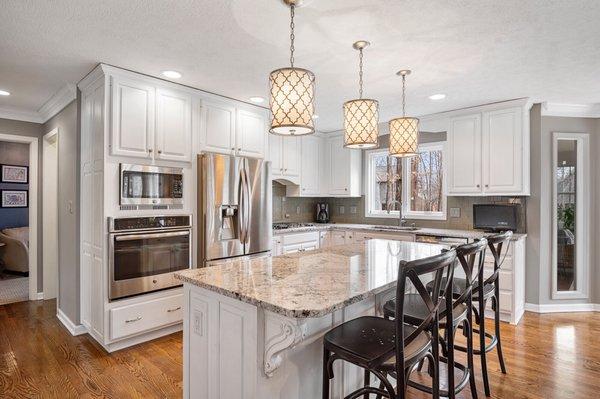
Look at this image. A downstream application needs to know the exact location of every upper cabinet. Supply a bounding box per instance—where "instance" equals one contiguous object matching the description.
[446,101,530,196]
[285,135,323,197]
[270,135,300,183]
[201,101,267,159]
[110,76,155,159]
[327,135,362,197]
[156,88,192,162]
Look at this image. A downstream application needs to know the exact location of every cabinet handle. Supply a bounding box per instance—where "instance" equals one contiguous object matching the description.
[284,168,287,172]
[302,188,305,191]
[485,184,489,188]
[238,148,241,151]
[148,149,153,153]
[125,316,142,323]
[167,306,181,313]
[344,188,348,191]
[157,150,162,154]
[231,147,235,150]
[476,184,480,188]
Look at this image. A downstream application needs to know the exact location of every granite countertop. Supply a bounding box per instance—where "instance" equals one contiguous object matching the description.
[273,223,526,241]
[175,240,448,318]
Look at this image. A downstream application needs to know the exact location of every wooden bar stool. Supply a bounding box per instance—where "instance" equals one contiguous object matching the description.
[321,249,457,399]
[385,238,488,399]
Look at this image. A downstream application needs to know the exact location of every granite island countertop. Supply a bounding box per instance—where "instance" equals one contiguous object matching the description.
[175,239,448,318]
[273,223,526,241]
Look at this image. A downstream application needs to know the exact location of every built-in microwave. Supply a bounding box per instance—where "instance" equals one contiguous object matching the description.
[120,164,183,206]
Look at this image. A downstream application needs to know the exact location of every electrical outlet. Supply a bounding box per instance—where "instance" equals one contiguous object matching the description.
[296,206,301,214]
[339,206,345,214]
[350,206,357,214]
[449,207,461,218]
[193,310,203,336]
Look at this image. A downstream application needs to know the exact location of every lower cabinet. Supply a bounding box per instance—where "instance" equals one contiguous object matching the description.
[110,293,183,340]
[272,236,282,256]
[281,232,320,254]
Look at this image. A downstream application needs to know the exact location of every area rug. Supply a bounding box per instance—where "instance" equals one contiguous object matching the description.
[0,277,29,305]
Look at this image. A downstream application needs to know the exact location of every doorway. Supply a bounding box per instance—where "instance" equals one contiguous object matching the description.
[0,133,38,304]
[42,129,58,300]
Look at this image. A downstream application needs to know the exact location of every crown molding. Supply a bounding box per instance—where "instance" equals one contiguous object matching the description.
[0,83,77,125]
[37,83,77,122]
[541,102,600,118]
[0,106,44,123]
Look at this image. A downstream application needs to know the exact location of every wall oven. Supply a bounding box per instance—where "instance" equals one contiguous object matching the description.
[120,164,183,206]
[108,215,192,300]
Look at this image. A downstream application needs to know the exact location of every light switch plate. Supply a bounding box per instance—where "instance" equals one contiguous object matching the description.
[449,207,461,218]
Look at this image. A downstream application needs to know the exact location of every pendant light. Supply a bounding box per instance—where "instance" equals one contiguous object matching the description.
[389,70,419,157]
[269,0,315,136]
[343,41,379,149]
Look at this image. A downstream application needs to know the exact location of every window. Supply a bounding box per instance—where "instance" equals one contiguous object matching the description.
[365,142,446,220]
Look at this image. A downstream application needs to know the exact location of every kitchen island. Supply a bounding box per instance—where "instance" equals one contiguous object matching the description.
[175,239,447,399]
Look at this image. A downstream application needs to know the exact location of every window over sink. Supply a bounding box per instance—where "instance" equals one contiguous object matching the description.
[365,142,446,220]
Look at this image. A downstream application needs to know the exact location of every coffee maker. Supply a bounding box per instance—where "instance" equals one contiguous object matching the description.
[316,203,330,223]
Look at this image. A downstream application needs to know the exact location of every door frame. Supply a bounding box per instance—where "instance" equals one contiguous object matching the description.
[42,128,59,303]
[0,132,39,300]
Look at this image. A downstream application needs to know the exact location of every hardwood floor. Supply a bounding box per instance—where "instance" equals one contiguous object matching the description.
[1,299,599,398]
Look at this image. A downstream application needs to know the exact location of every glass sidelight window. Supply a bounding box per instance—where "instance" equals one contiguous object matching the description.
[552,133,589,299]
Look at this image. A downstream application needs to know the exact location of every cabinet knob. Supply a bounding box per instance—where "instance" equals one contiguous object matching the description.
[344,188,348,191]
[148,149,153,153]
[476,184,480,188]
[157,150,162,154]
[238,147,241,151]
[485,184,489,188]
[302,188,305,191]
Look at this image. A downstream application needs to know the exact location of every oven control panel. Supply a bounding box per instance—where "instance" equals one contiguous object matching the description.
[110,215,191,232]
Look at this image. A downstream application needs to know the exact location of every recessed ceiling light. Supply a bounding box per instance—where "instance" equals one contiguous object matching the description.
[161,70,182,79]
[312,114,319,119]
[249,96,265,103]
[0,90,10,96]
[429,93,446,100]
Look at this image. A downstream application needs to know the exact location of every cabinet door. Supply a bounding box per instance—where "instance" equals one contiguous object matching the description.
[271,236,282,256]
[282,243,302,254]
[282,136,300,177]
[319,231,331,248]
[155,87,192,162]
[328,136,351,195]
[110,76,155,158]
[202,101,235,155]
[300,136,321,195]
[447,114,482,194]
[269,135,283,177]
[301,240,319,252]
[482,107,523,193]
[236,108,266,159]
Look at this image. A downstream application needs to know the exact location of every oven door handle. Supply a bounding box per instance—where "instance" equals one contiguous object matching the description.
[114,231,190,241]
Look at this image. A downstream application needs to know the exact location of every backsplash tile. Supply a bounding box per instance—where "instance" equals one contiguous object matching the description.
[272,182,527,233]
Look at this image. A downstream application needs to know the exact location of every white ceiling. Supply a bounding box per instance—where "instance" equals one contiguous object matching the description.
[1,0,600,131]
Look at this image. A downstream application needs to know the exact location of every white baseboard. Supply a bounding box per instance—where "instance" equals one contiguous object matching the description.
[57,309,88,336]
[525,302,599,313]
[36,292,44,300]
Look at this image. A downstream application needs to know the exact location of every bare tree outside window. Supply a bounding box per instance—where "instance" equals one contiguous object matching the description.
[409,149,443,212]
[372,153,402,212]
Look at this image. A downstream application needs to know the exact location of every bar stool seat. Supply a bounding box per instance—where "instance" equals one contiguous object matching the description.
[384,294,468,327]
[324,316,431,368]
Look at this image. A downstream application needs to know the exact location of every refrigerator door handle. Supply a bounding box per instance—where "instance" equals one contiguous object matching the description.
[237,170,246,245]
[240,165,251,244]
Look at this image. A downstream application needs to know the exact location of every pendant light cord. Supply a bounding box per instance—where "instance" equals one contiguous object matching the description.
[402,74,406,117]
[290,4,295,67]
[358,48,364,99]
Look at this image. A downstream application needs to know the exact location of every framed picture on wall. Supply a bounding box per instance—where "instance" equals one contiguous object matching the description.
[1,190,28,208]
[1,164,29,184]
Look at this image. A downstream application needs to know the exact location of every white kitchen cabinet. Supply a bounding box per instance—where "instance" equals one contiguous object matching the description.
[446,102,530,196]
[319,231,331,248]
[481,107,524,194]
[155,87,192,162]
[202,100,236,155]
[286,135,323,197]
[271,236,282,256]
[235,108,267,159]
[110,76,155,159]
[447,113,482,194]
[327,135,362,197]
[281,231,320,254]
[270,135,301,183]
[330,231,348,246]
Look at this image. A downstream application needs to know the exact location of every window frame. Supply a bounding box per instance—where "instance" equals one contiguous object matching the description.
[364,142,447,220]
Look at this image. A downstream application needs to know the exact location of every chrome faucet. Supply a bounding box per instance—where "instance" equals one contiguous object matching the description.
[386,200,407,227]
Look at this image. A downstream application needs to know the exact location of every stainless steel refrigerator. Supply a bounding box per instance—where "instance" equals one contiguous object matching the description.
[198,153,272,266]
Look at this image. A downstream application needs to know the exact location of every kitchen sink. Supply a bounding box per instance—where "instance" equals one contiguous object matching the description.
[375,225,420,231]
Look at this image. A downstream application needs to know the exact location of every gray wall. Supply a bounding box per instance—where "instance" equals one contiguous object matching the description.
[42,100,80,323]
[0,118,43,291]
[526,106,600,305]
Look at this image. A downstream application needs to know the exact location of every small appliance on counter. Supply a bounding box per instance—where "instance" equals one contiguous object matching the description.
[473,203,519,232]
[316,203,330,223]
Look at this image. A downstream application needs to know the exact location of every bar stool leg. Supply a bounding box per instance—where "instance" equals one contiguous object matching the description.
[466,297,478,399]
[322,348,330,399]
[479,298,491,397]
[447,324,456,399]
[363,369,370,399]
[493,290,507,374]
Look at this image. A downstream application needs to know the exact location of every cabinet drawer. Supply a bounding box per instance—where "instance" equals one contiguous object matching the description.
[483,268,513,291]
[110,294,183,340]
[486,290,512,313]
[282,231,320,245]
[484,252,513,270]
